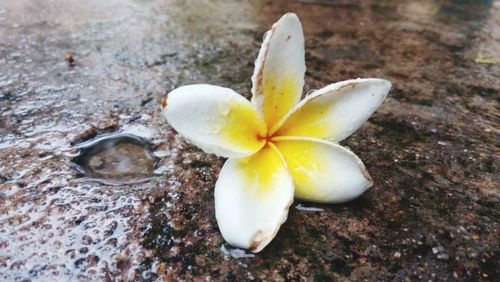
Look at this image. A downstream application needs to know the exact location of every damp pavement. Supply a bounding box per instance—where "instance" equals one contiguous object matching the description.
[0,0,499,281]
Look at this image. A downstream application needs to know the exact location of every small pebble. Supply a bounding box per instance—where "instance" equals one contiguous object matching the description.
[437,253,449,260]
[432,246,444,254]
[89,156,105,170]
[64,52,75,66]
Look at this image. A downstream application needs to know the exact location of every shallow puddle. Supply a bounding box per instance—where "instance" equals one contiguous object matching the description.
[72,133,159,184]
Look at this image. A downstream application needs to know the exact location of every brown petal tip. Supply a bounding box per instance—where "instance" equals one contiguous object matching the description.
[161,96,168,109]
[249,230,264,252]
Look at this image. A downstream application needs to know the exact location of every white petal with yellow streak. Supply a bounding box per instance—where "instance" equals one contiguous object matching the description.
[215,145,294,252]
[274,137,373,203]
[161,84,266,158]
[274,78,391,141]
[251,13,306,128]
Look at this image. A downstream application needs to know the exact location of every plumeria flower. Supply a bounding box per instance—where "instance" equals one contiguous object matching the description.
[161,13,391,252]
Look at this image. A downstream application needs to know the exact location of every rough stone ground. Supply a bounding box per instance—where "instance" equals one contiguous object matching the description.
[0,0,499,281]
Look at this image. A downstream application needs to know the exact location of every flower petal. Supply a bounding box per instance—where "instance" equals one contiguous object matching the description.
[162,84,267,158]
[251,13,306,129]
[274,78,391,141]
[215,145,294,252]
[273,136,373,203]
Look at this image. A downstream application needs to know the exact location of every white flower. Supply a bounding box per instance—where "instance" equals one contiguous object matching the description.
[161,13,391,252]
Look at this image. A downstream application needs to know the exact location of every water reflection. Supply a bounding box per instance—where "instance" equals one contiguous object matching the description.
[72,133,159,184]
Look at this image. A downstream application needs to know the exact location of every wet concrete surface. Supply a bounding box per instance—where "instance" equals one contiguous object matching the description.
[0,0,499,281]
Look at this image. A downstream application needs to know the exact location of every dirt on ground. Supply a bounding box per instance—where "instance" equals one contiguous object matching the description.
[0,0,499,281]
